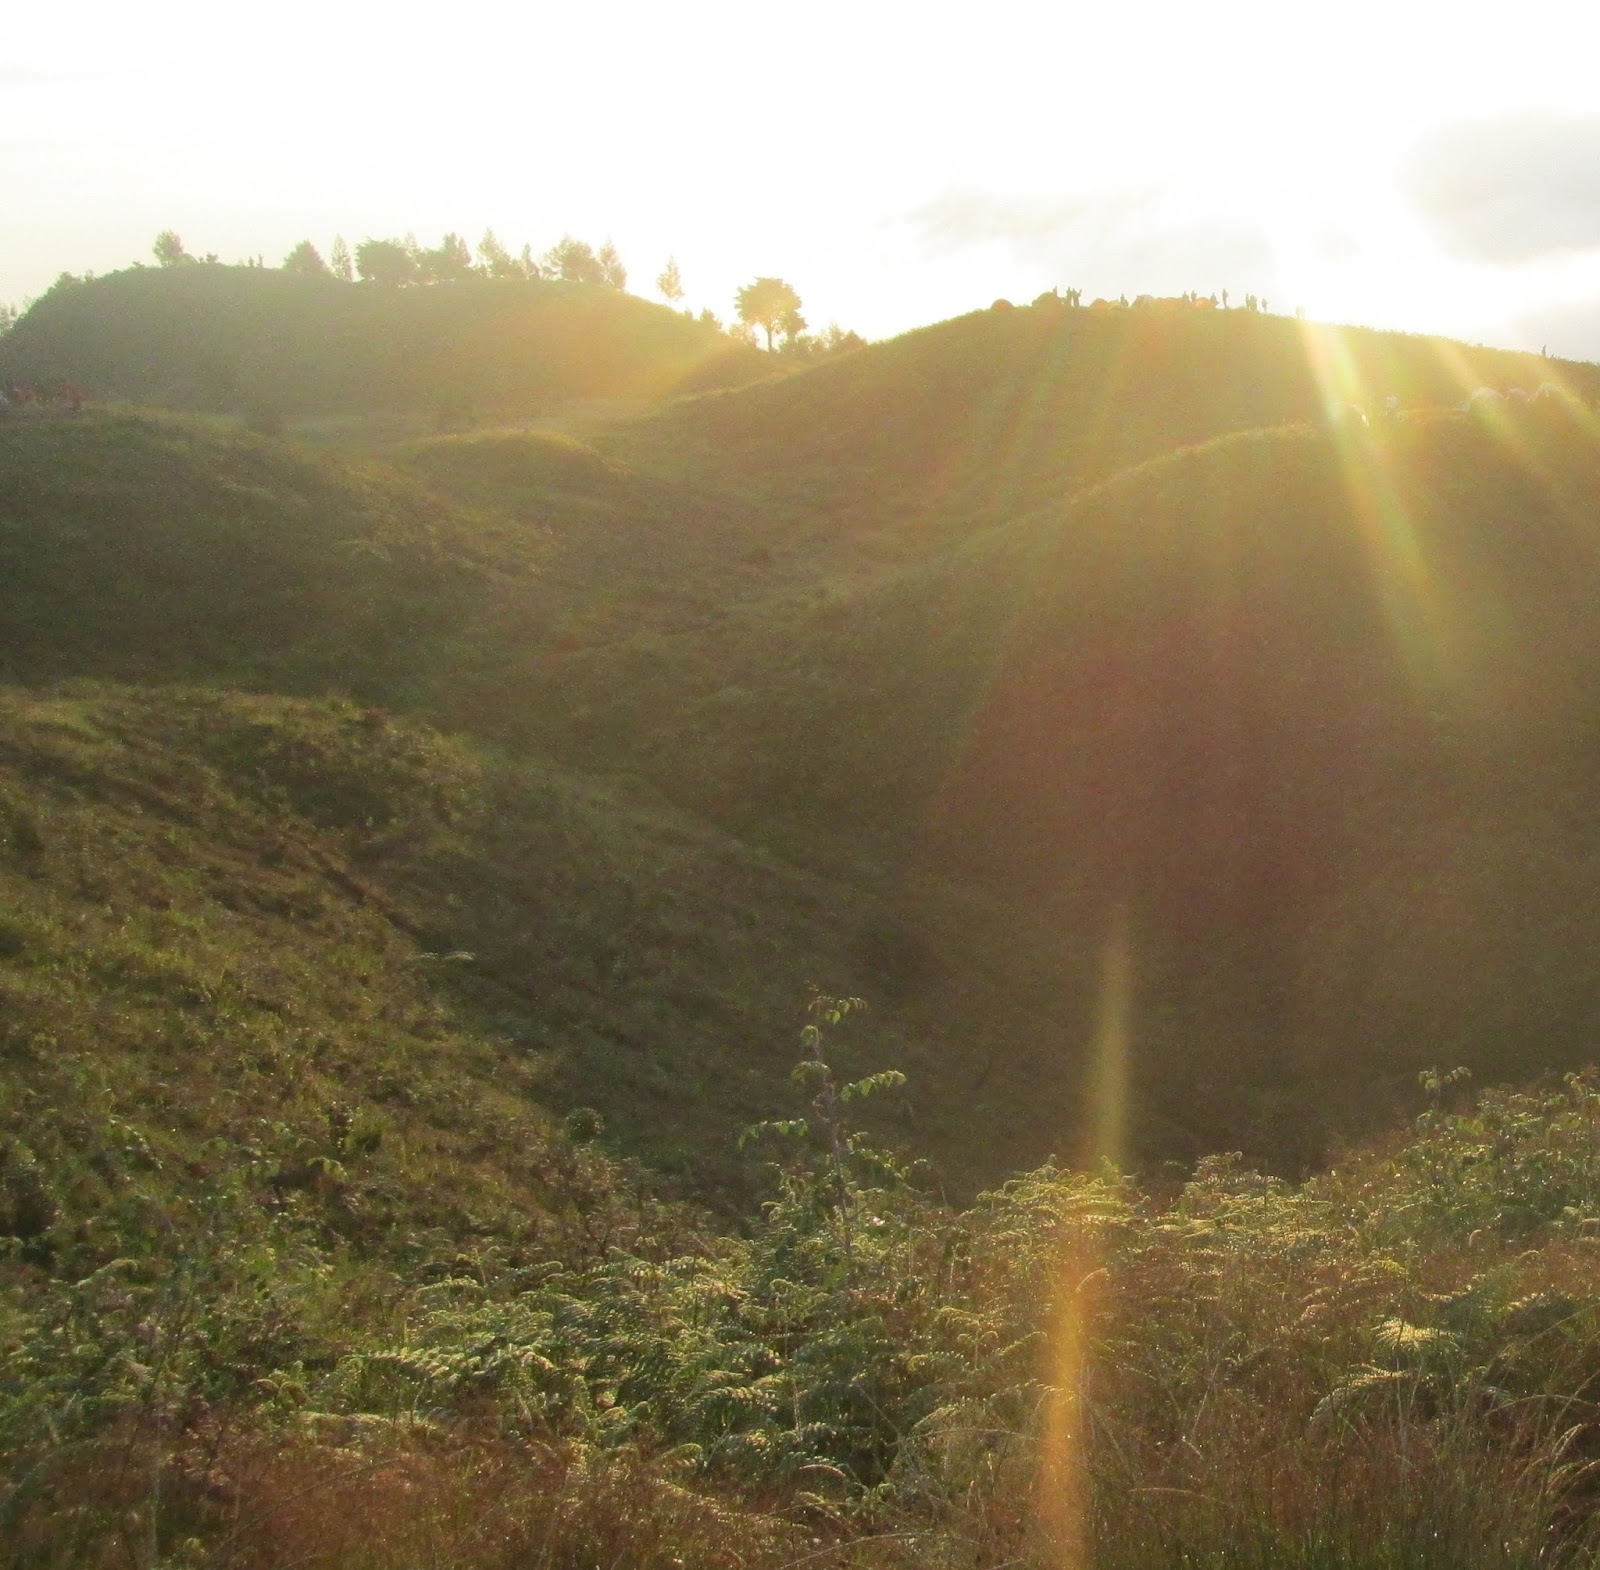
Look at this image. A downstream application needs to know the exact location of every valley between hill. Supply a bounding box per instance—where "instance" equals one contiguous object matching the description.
[7,272,1600,1568]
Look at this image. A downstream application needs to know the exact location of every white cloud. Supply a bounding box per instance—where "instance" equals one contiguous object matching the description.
[1403,116,1600,265]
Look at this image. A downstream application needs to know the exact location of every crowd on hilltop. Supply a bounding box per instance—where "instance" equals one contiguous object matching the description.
[997,285,1284,314]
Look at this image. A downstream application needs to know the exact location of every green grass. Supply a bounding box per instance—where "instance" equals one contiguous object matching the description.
[0,409,547,704]
[612,302,1600,535]
[0,683,967,1204]
[0,264,769,417]
[11,385,1600,1179]
[7,287,1600,1566]
[504,406,1600,1162]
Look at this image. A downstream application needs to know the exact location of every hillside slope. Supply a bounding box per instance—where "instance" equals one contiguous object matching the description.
[11,343,1600,1175]
[0,265,768,414]
[0,685,1016,1204]
[613,304,1600,539]
[0,686,597,1270]
[0,409,1135,1189]
[537,401,1600,1158]
[0,410,550,706]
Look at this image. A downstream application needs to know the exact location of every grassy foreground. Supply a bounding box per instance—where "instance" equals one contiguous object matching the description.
[10,1016,1600,1569]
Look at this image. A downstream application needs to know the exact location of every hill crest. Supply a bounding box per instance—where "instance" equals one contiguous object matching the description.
[0,264,770,416]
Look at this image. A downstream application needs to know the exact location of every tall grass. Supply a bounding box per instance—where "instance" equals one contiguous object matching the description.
[10,1067,1600,1567]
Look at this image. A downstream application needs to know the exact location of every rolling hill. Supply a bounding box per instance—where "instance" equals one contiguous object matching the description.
[12,283,1600,1568]
[0,414,1075,1193]
[8,305,1600,1176]
[526,394,1600,1158]
[612,301,1600,541]
[0,409,549,707]
[0,264,768,416]
[0,684,950,1213]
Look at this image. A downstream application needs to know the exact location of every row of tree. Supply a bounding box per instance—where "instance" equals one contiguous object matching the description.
[154,228,630,291]
[147,231,865,360]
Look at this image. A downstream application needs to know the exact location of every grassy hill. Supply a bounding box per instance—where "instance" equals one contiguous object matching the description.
[613,303,1600,542]
[0,686,606,1262]
[14,289,1600,1567]
[0,264,768,416]
[11,361,1600,1176]
[0,408,1075,1192]
[0,410,549,706]
[0,682,958,1211]
[528,398,1600,1160]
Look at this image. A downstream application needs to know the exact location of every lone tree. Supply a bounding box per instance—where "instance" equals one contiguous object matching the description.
[152,230,189,268]
[330,235,354,282]
[596,240,627,290]
[282,240,331,276]
[657,256,684,307]
[735,276,801,351]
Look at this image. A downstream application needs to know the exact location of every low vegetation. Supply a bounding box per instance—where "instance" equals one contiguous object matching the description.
[11,982,1600,1568]
[613,302,1599,535]
[6,276,1600,1565]
[0,266,768,418]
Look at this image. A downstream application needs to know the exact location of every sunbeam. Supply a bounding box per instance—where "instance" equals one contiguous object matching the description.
[1297,321,1461,698]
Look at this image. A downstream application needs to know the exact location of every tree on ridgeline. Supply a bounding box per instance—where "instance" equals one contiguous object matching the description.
[330,235,354,282]
[419,233,474,283]
[0,303,17,337]
[596,240,627,290]
[282,240,331,276]
[657,255,684,308]
[735,276,801,351]
[355,237,418,287]
[543,235,604,285]
[153,230,190,268]
[477,228,523,280]
[776,305,807,352]
[774,318,867,362]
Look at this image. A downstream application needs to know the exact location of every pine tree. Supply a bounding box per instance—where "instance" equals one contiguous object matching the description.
[329,235,353,282]
[596,240,627,290]
[657,256,684,307]
[282,240,331,277]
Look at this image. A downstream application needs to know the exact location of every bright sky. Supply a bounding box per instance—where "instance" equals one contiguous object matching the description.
[6,0,1600,355]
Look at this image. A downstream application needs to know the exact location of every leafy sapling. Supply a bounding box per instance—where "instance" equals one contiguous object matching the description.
[741,991,907,1269]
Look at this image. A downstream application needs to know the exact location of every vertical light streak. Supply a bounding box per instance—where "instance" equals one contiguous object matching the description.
[1038,900,1132,1569]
